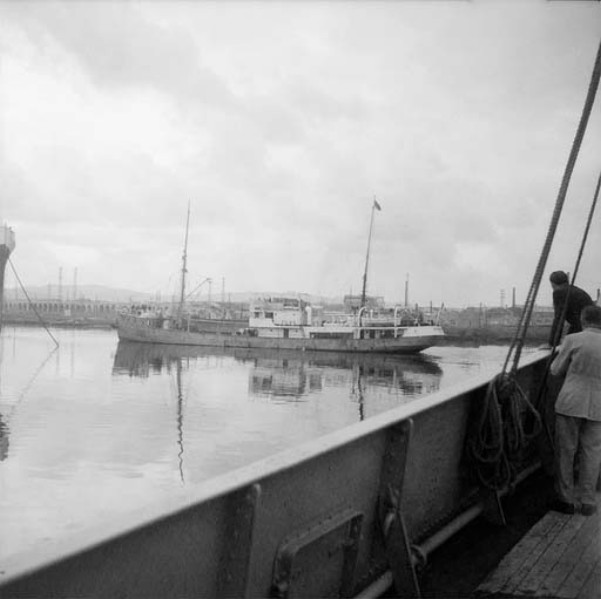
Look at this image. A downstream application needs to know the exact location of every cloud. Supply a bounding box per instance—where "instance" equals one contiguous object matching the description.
[1,1,600,307]
[5,2,233,108]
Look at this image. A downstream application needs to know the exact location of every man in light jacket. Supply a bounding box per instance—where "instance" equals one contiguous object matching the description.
[550,304,601,515]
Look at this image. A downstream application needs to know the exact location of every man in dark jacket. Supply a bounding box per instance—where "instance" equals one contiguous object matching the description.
[548,270,593,346]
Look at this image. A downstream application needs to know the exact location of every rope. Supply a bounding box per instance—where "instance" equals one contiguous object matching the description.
[467,373,541,490]
[8,257,59,347]
[567,169,601,310]
[503,37,601,376]
[468,37,601,492]
[548,169,601,348]
[532,168,601,446]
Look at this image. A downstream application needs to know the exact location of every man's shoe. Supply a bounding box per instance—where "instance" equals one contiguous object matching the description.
[580,503,597,516]
[550,500,575,514]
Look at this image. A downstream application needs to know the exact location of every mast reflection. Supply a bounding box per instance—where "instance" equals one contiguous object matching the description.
[175,359,185,484]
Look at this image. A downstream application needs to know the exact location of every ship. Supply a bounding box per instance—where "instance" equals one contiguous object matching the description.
[117,294,445,354]
[116,203,445,354]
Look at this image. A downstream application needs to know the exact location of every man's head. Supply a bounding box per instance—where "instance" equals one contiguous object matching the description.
[581,305,601,329]
[550,270,569,290]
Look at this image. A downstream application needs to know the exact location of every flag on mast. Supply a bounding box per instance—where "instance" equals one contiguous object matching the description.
[373,198,382,211]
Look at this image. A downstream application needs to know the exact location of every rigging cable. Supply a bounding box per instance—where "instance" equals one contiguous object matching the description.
[467,37,601,491]
[503,37,601,376]
[533,168,601,454]
[8,257,59,348]
[553,169,601,350]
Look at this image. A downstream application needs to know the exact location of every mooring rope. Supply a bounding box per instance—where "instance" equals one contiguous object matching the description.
[468,38,601,491]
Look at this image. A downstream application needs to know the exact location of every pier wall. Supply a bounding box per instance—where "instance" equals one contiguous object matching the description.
[2,299,123,327]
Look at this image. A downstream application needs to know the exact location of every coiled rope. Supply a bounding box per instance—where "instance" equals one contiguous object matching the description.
[467,373,542,490]
[468,38,601,491]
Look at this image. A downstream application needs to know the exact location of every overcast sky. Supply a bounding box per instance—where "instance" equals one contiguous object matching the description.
[1,1,600,308]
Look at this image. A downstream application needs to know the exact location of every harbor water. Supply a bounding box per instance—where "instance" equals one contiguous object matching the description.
[0,326,534,562]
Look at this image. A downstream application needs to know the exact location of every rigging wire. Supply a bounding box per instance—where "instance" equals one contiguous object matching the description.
[561,169,601,337]
[532,168,601,452]
[468,37,601,492]
[544,168,601,352]
[503,37,601,376]
[8,257,59,348]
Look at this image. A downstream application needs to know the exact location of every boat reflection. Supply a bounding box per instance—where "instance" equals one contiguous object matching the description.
[0,413,8,462]
[113,340,443,409]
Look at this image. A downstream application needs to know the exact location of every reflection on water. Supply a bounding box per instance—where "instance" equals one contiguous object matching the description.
[113,341,443,418]
[0,327,512,562]
[0,413,8,462]
[109,342,443,482]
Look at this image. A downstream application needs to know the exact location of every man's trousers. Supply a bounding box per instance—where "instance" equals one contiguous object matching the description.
[555,414,601,505]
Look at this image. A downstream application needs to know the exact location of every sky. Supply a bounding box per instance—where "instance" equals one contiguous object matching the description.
[1,0,600,308]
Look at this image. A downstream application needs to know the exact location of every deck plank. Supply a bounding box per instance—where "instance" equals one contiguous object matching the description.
[556,517,601,599]
[476,511,566,594]
[517,514,586,596]
[578,560,601,599]
[475,494,601,599]
[500,514,569,595]
[541,515,599,597]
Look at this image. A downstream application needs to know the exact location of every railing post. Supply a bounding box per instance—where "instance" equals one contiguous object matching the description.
[377,419,421,598]
[217,483,261,598]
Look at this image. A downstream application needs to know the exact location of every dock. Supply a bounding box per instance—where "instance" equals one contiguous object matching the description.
[475,495,600,599]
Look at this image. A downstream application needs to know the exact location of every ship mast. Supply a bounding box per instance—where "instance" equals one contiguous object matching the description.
[360,197,381,308]
[177,203,191,321]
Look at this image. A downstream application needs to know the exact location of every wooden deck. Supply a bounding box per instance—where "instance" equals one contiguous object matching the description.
[475,495,600,599]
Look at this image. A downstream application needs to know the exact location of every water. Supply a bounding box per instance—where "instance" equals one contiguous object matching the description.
[0,326,524,562]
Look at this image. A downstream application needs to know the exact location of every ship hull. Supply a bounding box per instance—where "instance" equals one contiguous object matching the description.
[116,318,444,354]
